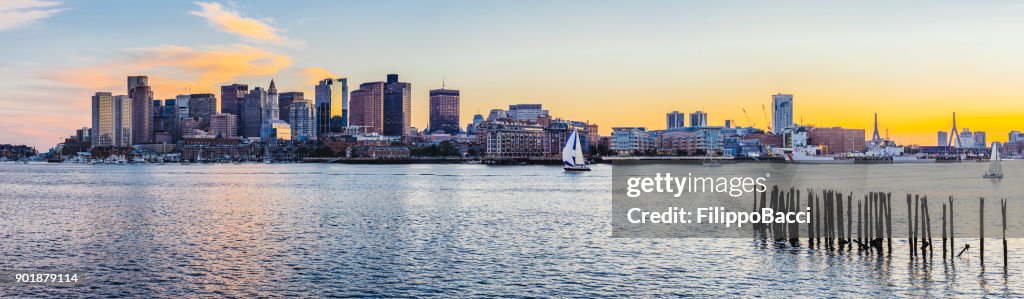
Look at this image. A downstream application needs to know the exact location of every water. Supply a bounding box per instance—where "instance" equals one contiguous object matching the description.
[0,162,1021,297]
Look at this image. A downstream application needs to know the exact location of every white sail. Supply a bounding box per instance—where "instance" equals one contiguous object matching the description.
[562,129,577,166]
[573,129,586,166]
[988,142,1002,176]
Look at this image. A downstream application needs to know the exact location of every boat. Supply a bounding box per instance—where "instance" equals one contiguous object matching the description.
[984,142,1003,179]
[772,146,855,164]
[892,155,936,163]
[562,128,590,171]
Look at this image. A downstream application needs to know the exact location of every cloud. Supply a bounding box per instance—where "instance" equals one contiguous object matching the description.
[51,44,292,97]
[190,2,299,45]
[301,67,337,85]
[0,0,64,31]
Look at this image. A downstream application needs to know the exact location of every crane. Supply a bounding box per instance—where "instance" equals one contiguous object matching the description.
[742,108,754,128]
[761,104,771,132]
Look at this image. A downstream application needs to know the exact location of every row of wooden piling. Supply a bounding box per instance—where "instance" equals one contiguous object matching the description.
[753,185,1010,270]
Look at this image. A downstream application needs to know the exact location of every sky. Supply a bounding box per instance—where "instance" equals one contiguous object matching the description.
[1,0,1023,149]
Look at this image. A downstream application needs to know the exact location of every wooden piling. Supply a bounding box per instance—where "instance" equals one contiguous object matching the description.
[847,193,853,251]
[925,196,933,258]
[837,191,845,251]
[913,195,920,257]
[980,197,985,263]
[942,203,947,260]
[949,196,954,257]
[857,199,863,252]
[1002,198,1007,271]
[886,192,893,253]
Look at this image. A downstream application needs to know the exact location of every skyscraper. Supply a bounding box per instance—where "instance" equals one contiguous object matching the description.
[220,84,248,131]
[974,131,987,148]
[937,131,948,147]
[263,80,279,121]
[349,81,384,134]
[241,87,265,138]
[689,111,707,127]
[278,92,303,124]
[188,93,217,129]
[129,77,154,144]
[666,111,685,129]
[1011,131,1023,143]
[315,78,348,135]
[468,113,484,134]
[383,74,412,136]
[429,88,460,134]
[772,93,793,134]
[91,92,132,147]
[289,98,316,141]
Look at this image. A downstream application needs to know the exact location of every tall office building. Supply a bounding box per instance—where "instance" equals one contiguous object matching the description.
[383,74,412,136]
[127,76,148,95]
[689,111,707,127]
[315,78,348,135]
[487,109,507,121]
[263,80,279,121]
[349,81,384,133]
[241,87,265,138]
[937,131,948,147]
[188,93,217,129]
[429,88,460,134]
[772,93,794,134]
[91,92,132,147]
[1011,131,1023,143]
[289,98,316,141]
[220,84,248,127]
[129,77,154,144]
[278,92,303,124]
[209,113,238,138]
[974,131,987,148]
[666,111,685,129]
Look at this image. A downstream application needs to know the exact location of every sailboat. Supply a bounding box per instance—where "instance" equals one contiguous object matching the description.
[562,128,590,171]
[984,142,1003,179]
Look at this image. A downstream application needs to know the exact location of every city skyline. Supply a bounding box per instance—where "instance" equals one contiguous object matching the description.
[3,1,1024,149]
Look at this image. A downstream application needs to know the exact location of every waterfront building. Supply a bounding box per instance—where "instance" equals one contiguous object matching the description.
[278,91,303,124]
[263,121,292,140]
[657,127,723,156]
[188,93,217,129]
[383,74,412,136]
[429,88,460,134]
[542,120,596,158]
[180,117,201,137]
[666,111,685,129]
[807,127,866,154]
[91,92,132,147]
[611,127,655,155]
[289,98,317,141]
[350,81,385,134]
[209,113,238,138]
[937,131,948,147]
[475,121,545,160]
[744,133,784,148]
[129,77,154,144]
[690,111,708,127]
[772,93,793,134]
[349,145,411,160]
[241,87,265,138]
[507,104,548,123]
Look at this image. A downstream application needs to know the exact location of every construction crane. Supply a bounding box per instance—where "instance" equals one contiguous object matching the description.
[742,108,754,128]
[761,104,771,132]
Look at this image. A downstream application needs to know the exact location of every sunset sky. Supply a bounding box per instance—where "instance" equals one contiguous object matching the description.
[2,0,1023,149]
